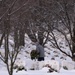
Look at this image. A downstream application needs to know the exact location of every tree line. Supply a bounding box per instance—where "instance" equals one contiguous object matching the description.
[0,0,75,75]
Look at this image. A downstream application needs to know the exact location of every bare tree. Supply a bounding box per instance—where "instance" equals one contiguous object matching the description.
[41,0,75,60]
[53,0,75,60]
[0,0,35,75]
[28,0,75,60]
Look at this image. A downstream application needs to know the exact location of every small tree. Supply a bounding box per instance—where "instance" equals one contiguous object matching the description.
[0,39,23,75]
[43,0,75,60]
[32,0,75,60]
[0,1,30,75]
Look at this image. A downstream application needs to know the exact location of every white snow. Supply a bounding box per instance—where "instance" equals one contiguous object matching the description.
[0,34,75,75]
[0,67,75,75]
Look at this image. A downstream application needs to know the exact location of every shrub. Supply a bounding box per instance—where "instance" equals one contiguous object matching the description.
[30,50,39,60]
[16,65,27,72]
[63,66,68,70]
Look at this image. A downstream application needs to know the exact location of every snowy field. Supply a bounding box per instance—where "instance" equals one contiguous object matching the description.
[0,68,75,75]
[0,34,75,75]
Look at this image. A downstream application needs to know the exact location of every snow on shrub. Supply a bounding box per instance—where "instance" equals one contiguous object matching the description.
[29,60,45,70]
[14,60,27,72]
[38,61,45,69]
[26,60,44,70]
[61,60,75,70]
[44,60,60,72]
[28,60,60,71]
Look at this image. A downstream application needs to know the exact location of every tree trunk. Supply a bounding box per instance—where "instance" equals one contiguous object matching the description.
[14,26,19,49]
[38,31,44,45]
[72,23,75,61]
[4,19,10,63]
[0,32,5,47]
[9,62,13,75]
[17,0,25,46]
[19,28,25,46]
[5,33,9,63]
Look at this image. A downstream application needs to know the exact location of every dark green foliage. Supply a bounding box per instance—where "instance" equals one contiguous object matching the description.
[16,66,27,72]
[63,66,68,70]
[30,50,39,60]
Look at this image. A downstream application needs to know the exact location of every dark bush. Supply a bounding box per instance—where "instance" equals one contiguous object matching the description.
[30,50,39,60]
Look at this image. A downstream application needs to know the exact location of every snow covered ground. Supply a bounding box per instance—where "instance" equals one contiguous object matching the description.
[0,34,75,75]
[0,67,75,75]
